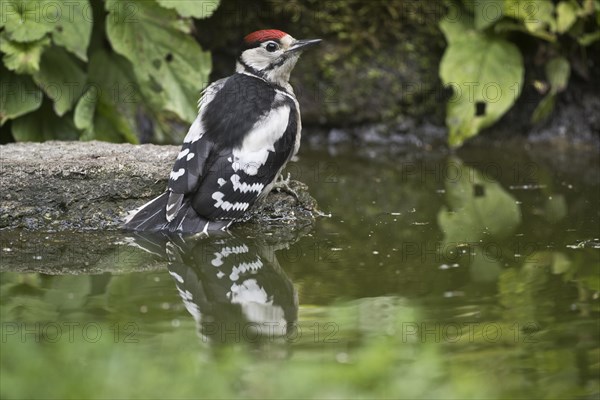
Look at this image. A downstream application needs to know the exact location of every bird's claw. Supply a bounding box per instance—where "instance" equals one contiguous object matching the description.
[274,173,300,202]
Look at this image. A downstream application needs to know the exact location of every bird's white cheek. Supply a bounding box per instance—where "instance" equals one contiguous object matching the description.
[241,50,272,70]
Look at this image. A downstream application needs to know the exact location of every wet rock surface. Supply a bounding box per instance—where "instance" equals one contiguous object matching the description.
[0,141,318,233]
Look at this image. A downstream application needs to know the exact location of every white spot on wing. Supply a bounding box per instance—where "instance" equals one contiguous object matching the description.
[168,271,184,283]
[175,286,201,322]
[211,245,250,269]
[186,153,195,161]
[177,148,190,160]
[170,168,185,180]
[217,178,226,187]
[229,259,263,281]
[212,191,249,212]
[231,174,264,194]
[211,255,223,267]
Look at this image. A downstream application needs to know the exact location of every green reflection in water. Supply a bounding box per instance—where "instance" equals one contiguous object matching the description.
[1,142,598,399]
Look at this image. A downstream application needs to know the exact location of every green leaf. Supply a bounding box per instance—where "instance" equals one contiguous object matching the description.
[0,0,92,60]
[0,0,54,42]
[531,57,570,124]
[50,0,93,61]
[543,194,567,223]
[531,93,556,123]
[155,0,220,18]
[74,86,98,134]
[469,249,503,283]
[474,0,505,30]
[577,30,600,46]
[0,64,43,125]
[105,0,212,123]
[585,0,598,15]
[85,50,140,143]
[550,253,571,275]
[100,97,139,143]
[439,16,472,44]
[0,295,59,322]
[11,99,80,141]
[88,49,138,101]
[577,255,600,291]
[0,33,50,74]
[460,0,475,13]
[79,96,139,143]
[504,0,557,39]
[556,1,579,33]
[438,158,521,245]
[44,275,91,310]
[546,57,570,93]
[493,19,529,34]
[33,47,86,116]
[439,18,524,147]
[522,251,572,276]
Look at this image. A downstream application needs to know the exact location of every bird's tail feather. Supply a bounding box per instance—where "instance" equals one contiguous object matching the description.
[123,192,232,233]
[123,192,171,232]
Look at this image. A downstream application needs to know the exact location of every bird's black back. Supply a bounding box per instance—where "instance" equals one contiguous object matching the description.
[124,72,299,232]
[191,74,298,221]
[203,73,277,150]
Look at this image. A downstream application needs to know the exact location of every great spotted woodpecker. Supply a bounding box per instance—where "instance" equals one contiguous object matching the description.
[165,235,297,343]
[124,30,321,233]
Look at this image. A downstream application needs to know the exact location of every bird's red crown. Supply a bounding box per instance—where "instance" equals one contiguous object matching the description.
[244,29,288,45]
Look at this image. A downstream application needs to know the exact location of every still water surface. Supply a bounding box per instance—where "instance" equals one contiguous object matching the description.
[1,140,599,399]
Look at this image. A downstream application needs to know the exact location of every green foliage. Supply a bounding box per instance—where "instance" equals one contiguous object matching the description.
[49,0,93,61]
[2,267,598,399]
[0,0,218,143]
[0,33,50,74]
[264,0,446,126]
[440,0,600,147]
[0,0,55,42]
[11,99,80,141]
[34,46,86,116]
[0,64,43,124]
[439,18,524,147]
[106,0,212,124]
[438,157,522,245]
[531,55,571,122]
[155,0,220,19]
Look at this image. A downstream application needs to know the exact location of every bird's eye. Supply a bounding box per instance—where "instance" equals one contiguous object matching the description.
[265,42,279,52]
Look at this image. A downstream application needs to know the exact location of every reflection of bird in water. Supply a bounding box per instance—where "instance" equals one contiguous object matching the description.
[127,233,298,345]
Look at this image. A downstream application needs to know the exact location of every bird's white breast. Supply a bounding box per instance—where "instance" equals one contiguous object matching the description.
[231,101,291,176]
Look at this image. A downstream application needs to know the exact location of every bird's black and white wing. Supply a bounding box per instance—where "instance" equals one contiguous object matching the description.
[166,235,298,343]
[186,73,299,222]
[125,73,298,233]
[164,78,229,223]
[123,79,228,232]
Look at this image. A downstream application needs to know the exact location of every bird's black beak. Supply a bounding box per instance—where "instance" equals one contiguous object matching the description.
[287,39,322,53]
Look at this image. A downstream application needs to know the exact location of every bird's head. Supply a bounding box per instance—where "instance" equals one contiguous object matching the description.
[237,30,321,86]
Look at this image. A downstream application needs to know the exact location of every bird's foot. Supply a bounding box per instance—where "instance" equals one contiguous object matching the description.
[274,173,300,202]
